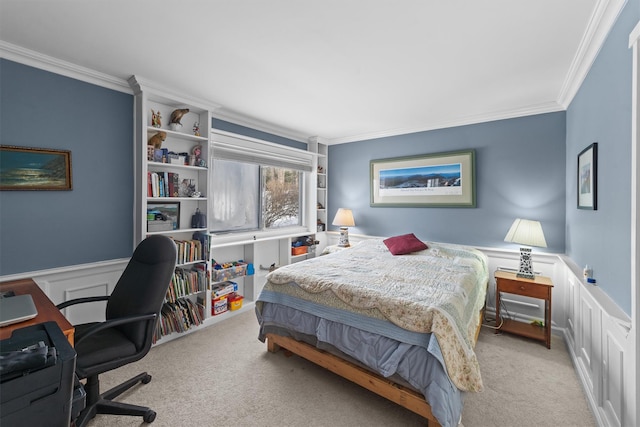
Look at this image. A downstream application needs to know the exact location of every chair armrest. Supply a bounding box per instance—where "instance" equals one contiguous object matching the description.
[74,313,157,347]
[57,295,109,310]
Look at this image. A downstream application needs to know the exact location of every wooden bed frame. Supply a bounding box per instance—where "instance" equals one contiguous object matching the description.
[265,308,485,427]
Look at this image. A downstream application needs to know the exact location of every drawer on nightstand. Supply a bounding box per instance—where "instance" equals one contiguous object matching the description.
[497,279,549,299]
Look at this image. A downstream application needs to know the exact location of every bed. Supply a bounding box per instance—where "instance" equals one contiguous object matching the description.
[255,236,488,427]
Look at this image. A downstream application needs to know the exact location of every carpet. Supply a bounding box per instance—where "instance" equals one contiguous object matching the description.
[88,309,595,427]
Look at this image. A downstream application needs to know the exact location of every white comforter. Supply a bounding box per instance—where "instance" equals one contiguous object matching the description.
[265,239,488,392]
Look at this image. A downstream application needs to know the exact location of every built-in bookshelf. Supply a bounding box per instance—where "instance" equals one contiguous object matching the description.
[129,76,213,245]
[309,137,328,251]
[131,77,324,344]
[130,76,217,343]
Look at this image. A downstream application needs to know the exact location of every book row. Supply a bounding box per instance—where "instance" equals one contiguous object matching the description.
[166,265,208,303]
[148,171,182,198]
[154,298,205,342]
[173,236,208,265]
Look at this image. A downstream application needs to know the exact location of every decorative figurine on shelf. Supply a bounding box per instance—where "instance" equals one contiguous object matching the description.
[169,108,189,130]
[193,121,200,136]
[191,145,202,166]
[151,109,162,128]
[179,179,196,197]
[317,165,324,174]
[148,131,166,149]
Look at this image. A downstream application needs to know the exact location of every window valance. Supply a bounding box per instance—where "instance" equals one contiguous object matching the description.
[211,130,314,172]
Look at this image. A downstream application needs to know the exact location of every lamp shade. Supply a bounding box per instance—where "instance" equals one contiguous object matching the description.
[504,219,547,248]
[332,208,355,227]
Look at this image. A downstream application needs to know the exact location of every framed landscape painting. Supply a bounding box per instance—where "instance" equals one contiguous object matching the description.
[0,145,72,190]
[370,149,476,207]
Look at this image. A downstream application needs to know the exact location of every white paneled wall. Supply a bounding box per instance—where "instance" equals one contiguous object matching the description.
[561,257,634,427]
[0,259,127,325]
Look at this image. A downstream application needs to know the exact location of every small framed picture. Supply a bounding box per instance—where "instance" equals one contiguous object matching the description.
[577,143,597,210]
[0,145,72,190]
[147,202,180,231]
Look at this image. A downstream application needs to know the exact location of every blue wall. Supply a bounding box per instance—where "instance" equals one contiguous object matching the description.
[0,59,134,275]
[565,1,639,315]
[328,112,567,253]
[0,62,305,276]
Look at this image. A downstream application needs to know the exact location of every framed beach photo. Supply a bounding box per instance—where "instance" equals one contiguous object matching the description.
[577,143,597,210]
[0,145,72,191]
[370,149,476,207]
[147,202,181,231]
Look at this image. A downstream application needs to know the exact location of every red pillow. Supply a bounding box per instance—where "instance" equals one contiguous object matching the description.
[383,233,428,255]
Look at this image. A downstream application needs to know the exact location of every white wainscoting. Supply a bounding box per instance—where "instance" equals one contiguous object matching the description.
[1,237,635,427]
[476,247,634,427]
[560,256,635,427]
[0,259,128,325]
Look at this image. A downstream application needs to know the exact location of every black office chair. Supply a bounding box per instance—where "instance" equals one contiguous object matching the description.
[57,235,176,427]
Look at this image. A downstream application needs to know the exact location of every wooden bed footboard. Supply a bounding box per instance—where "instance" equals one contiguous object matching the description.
[266,332,442,427]
[265,309,485,427]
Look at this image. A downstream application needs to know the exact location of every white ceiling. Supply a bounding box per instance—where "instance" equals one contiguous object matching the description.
[0,1,625,144]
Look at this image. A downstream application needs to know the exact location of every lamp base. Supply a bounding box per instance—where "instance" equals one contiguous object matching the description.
[337,227,350,247]
[516,247,535,279]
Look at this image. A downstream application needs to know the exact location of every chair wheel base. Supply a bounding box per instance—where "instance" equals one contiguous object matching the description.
[144,410,156,423]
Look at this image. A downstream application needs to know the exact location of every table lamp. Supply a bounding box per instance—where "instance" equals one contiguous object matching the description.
[332,208,355,247]
[504,218,547,279]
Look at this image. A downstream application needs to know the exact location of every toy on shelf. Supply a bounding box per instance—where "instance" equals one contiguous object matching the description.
[148,131,166,149]
[169,108,189,130]
[151,109,162,127]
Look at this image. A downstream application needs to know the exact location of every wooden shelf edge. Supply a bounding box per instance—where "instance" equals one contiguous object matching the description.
[499,318,546,341]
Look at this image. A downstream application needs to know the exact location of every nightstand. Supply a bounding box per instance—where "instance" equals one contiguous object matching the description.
[494,270,554,348]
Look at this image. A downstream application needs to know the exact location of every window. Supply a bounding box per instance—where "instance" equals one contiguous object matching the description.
[209,131,313,234]
[209,160,301,232]
[262,166,301,229]
[209,159,260,232]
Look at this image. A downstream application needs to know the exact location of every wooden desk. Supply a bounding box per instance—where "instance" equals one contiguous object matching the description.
[0,279,74,346]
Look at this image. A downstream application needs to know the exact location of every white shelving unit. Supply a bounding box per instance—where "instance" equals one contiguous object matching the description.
[130,76,218,343]
[130,77,325,344]
[309,137,328,253]
[130,76,214,248]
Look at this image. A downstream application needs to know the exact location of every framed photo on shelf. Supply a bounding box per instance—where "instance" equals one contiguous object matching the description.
[0,145,72,191]
[370,149,476,207]
[577,142,597,210]
[147,202,180,231]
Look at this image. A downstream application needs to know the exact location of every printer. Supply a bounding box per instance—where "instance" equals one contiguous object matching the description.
[0,321,79,427]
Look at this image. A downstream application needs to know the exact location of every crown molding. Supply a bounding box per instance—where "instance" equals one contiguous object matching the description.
[326,101,565,145]
[128,75,222,112]
[557,0,627,108]
[0,40,131,94]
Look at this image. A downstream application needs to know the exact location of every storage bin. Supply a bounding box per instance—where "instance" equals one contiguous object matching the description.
[291,246,308,256]
[212,296,228,316]
[228,293,244,311]
[212,263,247,282]
[210,281,238,298]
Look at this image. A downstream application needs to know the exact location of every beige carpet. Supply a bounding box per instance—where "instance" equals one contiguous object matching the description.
[88,309,595,427]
